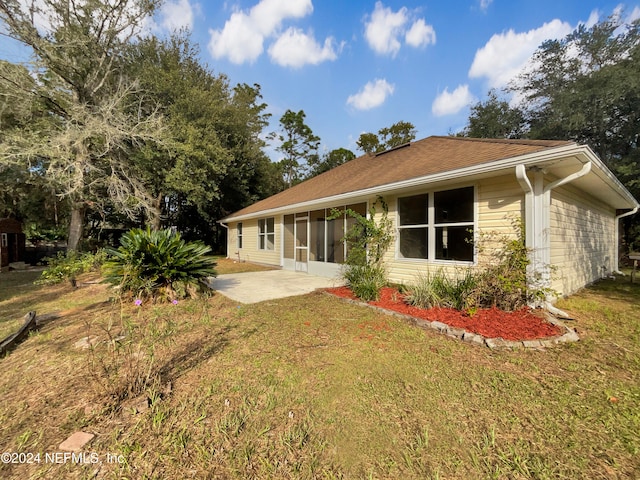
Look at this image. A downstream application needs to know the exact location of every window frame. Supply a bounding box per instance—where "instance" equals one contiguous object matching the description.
[258,217,275,251]
[396,185,476,264]
[237,222,243,249]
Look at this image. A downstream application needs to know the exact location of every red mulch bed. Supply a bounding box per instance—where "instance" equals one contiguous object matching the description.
[326,286,562,341]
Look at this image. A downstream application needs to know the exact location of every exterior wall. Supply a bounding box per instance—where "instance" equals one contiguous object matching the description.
[227,218,281,267]
[224,173,617,298]
[550,184,616,295]
[377,175,524,286]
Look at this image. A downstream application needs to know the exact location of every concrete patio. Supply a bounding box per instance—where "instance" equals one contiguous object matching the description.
[208,269,343,304]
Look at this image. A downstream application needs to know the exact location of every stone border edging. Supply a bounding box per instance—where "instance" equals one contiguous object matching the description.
[323,292,579,349]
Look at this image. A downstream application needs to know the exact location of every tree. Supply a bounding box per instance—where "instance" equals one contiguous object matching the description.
[355,132,380,155]
[356,120,416,154]
[272,109,320,187]
[378,120,417,149]
[512,14,640,250]
[128,36,277,250]
[459,89,526,139]
[306,147,356,178]
[0,0,165,250]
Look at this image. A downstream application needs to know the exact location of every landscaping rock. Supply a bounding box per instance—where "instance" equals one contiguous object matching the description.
[447,327,466,338]
[430,321,448,332]
[462,332,485,346]
[554,329,580,344]
[73,336,100,349]
[485,337,510,349]
[59,431,94,452]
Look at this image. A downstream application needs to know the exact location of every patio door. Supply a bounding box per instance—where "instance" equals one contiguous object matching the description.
[295,217,308,272]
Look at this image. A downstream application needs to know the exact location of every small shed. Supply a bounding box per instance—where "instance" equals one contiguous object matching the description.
[0,218,26,268]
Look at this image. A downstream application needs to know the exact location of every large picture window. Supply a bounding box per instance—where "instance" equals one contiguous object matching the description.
[258,218,275,250]
[398,186,474,262]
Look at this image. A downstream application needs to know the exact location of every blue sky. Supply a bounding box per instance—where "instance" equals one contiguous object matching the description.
[3,1,640,159]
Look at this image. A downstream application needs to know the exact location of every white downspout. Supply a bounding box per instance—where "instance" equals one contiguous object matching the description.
[217,221,230,259]
[614,206,639,274]
[516,161,592,317]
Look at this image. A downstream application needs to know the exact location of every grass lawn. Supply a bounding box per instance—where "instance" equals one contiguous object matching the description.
[0,265,639,479]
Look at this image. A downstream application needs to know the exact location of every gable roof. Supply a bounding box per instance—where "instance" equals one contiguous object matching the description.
[223,136,575,221]
[224,136,640,221]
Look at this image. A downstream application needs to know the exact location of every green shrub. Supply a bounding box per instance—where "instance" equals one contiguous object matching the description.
[36,250,105,286]
[332,197,394,302]
[473,218,557,310]
[345,264,387,301]
[405,269,477,310]
[102,228,217,301]
[405,218,558,313]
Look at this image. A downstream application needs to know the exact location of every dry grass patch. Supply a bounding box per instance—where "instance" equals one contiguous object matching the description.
[0,274,639,479]
[214,256,278,275]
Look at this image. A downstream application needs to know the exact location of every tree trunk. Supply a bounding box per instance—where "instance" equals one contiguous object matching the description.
[150,192,163,230]
[67,203,85,251]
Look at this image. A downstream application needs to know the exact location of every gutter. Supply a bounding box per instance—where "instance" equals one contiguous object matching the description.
[516,160,592,317]
[217,221,230,259]
[614,206,640,274]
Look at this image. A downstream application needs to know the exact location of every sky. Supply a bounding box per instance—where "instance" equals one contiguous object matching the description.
[3,0,640,160]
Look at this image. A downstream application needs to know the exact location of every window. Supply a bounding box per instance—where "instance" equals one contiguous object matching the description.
[1,233,6,248]
[283,215,294,259]
[398,187,474,262]
[258,218,275,250]
[398,194,429,259]
[310,210,325,261]
[237,223,243,249]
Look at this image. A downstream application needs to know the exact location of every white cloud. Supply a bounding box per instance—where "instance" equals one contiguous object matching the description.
[268,28,340,68]
[468,19,573,89]
[364,2,409,56]
[208,0,313,64]
[208,11,264,64]
[431,85,476,117]
[479,0,493,12]
[347,79,395,110]
[159,0,195,31]
[405,19,436,48]
[629,6,640,22]
[364,2,435,56]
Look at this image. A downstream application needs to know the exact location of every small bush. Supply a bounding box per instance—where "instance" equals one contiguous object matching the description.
[405,269,477,310]
[345,264,387,301]
[36,250,106,286]
[333,197,394,302]
[102,228,217,301]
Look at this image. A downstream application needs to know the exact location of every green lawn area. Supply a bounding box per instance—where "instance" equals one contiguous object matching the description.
[1,265,639,479]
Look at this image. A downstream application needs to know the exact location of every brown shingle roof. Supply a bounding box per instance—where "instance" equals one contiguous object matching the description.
[223,136,574,220]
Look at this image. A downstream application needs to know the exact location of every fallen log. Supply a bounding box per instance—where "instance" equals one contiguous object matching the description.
[0,311,37,356]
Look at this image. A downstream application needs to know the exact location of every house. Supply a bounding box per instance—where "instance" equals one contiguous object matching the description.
[220,136,639,299]
[0,218,26,268]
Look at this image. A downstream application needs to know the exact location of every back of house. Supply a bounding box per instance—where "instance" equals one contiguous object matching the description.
[220,136,639,298]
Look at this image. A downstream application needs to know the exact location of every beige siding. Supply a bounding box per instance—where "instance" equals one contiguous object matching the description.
[550,185,616,295]
[227,219,281,267]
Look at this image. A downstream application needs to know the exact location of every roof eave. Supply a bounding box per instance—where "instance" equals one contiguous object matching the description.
[221,143,638,223]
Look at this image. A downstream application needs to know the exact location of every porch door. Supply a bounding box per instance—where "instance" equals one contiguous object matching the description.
[295,217,308,272]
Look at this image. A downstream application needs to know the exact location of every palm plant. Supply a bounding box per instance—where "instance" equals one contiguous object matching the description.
[103,228,217,301]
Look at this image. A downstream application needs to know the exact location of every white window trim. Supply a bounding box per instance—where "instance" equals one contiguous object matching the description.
[237,223,243,249]
[395,185,477,265]
[257,218,275,251]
